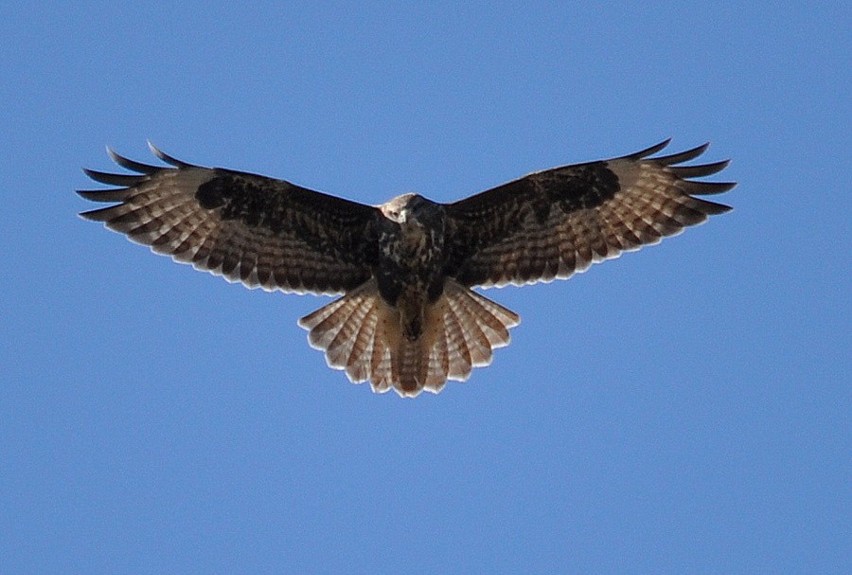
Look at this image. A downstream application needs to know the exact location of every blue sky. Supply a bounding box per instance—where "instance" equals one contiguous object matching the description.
[1,2,849,573]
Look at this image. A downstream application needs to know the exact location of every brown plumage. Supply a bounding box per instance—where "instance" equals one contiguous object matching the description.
[78,140,734,397]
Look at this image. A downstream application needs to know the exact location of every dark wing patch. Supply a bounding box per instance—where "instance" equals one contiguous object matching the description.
[79,144,379,294]
[444,140,735,287]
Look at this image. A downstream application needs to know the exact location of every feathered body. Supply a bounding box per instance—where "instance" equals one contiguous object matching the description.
[376,193,447,341]
[298,192,519,394]
[78,140,734,397]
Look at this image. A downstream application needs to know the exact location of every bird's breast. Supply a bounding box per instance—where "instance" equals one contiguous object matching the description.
[375,220,446,308]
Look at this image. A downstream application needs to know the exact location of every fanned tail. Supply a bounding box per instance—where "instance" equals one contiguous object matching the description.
[298,279,520,397]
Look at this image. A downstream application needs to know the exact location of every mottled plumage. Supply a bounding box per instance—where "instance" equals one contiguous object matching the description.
[78,140,734,397]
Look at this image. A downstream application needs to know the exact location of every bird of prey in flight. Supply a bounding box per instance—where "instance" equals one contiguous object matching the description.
[78,140,734,397]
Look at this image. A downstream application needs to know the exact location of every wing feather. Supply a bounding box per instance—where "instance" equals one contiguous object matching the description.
[78,146,380,294]
[445,140,735,287]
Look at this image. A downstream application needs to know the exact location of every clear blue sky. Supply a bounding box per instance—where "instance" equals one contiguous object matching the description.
[1,2,849,573]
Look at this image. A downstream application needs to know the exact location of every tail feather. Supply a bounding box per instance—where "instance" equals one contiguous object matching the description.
[370,331,395,393]
[425,323,450,388]
[451,296,493,366]
[302,294,354,349]
[298,278,520,397]
[325,294,374,369]
[442,301,473,379]
[343,301,378,382]
[397,339,426,394]
[457,287,516,346]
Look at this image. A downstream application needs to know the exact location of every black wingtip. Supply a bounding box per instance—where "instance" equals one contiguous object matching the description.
[76,188,131,202]
[77,205,114,222]
[82,168,143,186]
[654,142,711,165]
[668,159,731,179]
[624,139,672,160]
[147,140,194,168]
[685,181,738,195]
[697,198,733,215]
[107,146,160,174]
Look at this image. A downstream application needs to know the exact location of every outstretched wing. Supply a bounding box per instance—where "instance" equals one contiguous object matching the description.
[78,145,380,294]
[444,140,735,288]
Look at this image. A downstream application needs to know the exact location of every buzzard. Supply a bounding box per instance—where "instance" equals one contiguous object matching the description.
[78,140,734,397]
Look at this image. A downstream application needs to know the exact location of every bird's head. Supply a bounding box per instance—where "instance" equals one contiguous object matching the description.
[380,193,427,224]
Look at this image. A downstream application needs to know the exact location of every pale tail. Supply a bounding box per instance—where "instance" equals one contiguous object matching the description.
[298,279,520,397]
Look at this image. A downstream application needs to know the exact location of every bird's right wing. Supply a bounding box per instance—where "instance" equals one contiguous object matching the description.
[78,145,380,294]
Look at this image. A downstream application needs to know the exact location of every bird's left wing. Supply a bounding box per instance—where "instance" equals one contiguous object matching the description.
[79,145,379,294]
[444,140,735,288]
